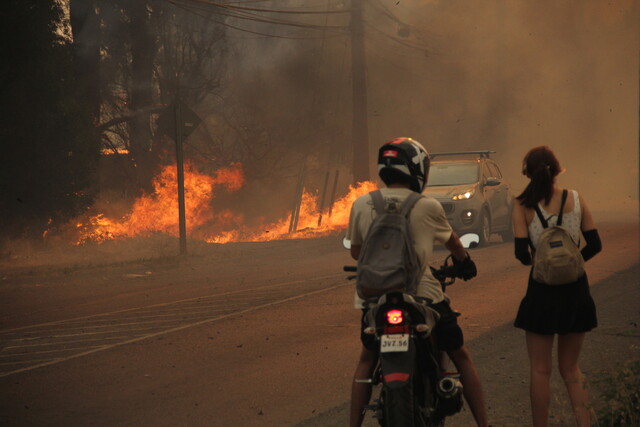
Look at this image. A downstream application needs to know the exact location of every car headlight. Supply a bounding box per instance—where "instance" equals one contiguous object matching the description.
[452,188,475,200]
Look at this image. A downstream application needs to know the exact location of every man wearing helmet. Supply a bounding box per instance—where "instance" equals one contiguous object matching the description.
[347,138,489,427]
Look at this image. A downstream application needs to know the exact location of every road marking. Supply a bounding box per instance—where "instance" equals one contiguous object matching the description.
[0,345,103,357]
[0,279,349,378]
[1,336,133,350]
[0,358,62,366]
[5,312,234,336]
[0,273,342,334]
[6,325,173,343]
[2,305,252,334]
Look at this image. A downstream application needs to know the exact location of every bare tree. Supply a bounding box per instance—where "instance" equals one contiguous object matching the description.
[72,0,228,195]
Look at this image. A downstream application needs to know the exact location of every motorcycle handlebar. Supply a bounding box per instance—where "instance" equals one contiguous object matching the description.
[430,265,457,281]
[343,258,458,287]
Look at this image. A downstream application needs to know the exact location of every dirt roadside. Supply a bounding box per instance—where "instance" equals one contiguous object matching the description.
[295,263,640,427]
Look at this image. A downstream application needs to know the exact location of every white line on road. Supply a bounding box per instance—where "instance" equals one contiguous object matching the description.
[0,345,103,357]
[1,335,133,350]
[1,306,249,334]
[0,358,62,367]
[0,281,349,378]
[5,326,165,343]
[4,310,235,337]
[0,273,343,334]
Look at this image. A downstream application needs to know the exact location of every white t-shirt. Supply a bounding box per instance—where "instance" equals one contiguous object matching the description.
[346,187,453,308]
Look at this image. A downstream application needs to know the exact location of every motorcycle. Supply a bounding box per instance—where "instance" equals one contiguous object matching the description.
[344,233,479,426]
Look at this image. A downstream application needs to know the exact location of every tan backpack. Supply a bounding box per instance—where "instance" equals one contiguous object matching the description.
[532,190,585,285]
[356,190,423,299]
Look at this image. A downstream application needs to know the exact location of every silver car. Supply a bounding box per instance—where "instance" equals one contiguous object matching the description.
[424,151,514,245]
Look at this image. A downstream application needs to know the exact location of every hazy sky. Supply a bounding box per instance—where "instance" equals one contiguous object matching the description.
[226,0,638,213]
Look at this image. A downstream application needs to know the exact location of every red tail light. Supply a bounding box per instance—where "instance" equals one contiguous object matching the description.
[386,309,403,325]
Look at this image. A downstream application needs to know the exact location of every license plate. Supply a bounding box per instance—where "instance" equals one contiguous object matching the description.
[380,334,409,353]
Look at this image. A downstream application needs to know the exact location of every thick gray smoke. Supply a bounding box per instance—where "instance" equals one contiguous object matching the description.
[4,0,637,268]
[223,0,638,216]
[365,0,638,214]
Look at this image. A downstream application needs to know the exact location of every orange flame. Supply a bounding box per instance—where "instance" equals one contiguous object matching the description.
[75,162,244,244]
[205,180,378,243]
[72,162,377,245]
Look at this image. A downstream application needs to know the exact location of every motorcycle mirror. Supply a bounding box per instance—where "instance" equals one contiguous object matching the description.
[342,237,351,250]
[459,233,480,249]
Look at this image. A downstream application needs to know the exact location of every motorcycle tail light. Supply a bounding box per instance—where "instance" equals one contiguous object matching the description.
[384,325,409,334]
[386,310,403,325]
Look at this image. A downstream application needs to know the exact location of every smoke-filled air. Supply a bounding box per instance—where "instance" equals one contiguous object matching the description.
[2,0,637,265]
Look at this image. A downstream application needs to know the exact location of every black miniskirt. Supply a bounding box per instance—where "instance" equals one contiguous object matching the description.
[514,271,597,335]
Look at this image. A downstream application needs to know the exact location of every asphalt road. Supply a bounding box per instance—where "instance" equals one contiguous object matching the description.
[0,215,637,426]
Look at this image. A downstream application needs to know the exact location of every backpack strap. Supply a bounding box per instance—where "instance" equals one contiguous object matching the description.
[370,190,422,217]
[533,204,549,229]
[557,189,568,226]
[533,189,569,228]
[369,190,386,215]
[399,191,423,218]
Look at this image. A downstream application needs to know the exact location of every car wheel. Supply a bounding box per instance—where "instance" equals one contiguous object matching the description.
[478,209,491,245]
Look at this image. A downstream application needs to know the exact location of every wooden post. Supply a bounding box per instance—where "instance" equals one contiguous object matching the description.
[174,99,187,255]
[317,170,330,226]
[328,169,340,218]
[289,163,306,233]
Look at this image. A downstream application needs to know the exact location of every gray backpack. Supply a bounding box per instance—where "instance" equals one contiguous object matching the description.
[356,190,423,299]
[532,190,585,285]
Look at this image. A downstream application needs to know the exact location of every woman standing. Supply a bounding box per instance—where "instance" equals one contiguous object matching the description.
[512,146,602,427]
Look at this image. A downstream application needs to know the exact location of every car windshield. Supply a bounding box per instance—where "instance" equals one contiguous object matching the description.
[427,162,479,186]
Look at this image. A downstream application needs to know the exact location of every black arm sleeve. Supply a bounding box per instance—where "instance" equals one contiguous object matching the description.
[515,237,532,266]
[581,229,602,262]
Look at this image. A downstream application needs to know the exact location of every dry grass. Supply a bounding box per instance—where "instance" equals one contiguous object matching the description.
[591,360,640,426]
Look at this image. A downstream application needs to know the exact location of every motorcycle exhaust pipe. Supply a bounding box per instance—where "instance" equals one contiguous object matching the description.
[437,376,463,398]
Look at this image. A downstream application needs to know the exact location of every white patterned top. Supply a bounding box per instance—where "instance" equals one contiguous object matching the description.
[528,190,582,249]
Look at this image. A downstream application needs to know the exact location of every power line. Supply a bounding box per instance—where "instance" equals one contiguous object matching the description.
[169,0,432,49]
[370,0,434,39]
[364,21,430,54]
[370,0,404,25]
[183,0,352,15]
[167,0,346,39]
[169,0,349,31]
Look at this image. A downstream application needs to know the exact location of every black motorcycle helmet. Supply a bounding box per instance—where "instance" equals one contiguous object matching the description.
[377,137,430,193]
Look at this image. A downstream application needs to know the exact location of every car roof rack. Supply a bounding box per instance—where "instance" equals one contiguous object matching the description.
[430,151,496,159]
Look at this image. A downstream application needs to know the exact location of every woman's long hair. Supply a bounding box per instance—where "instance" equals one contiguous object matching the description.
[516,146,562,208]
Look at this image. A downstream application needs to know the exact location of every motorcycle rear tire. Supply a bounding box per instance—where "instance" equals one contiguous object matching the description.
[381,385,416,427]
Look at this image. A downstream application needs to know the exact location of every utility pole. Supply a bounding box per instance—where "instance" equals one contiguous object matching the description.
[174,100,187,256]
[158,97,201,257]
[350,0,370,184]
